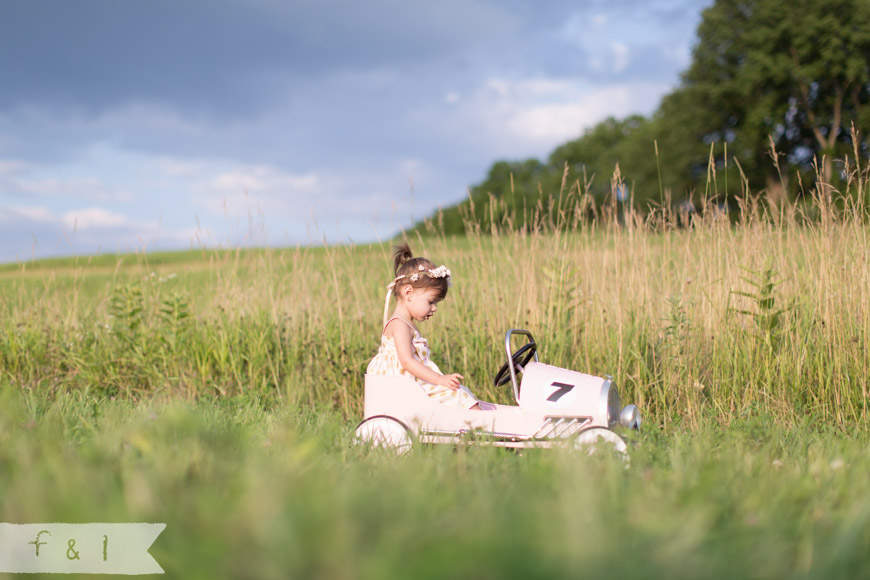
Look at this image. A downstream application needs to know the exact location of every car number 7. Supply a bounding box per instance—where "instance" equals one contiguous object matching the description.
[547,381,575,402]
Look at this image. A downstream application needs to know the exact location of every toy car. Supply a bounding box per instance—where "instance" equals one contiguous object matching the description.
[356,329,641,455]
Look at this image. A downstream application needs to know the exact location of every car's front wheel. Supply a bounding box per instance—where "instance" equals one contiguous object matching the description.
[574,427,628,460]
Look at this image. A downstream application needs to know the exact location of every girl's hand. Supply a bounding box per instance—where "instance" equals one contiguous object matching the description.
[438,373,464,390]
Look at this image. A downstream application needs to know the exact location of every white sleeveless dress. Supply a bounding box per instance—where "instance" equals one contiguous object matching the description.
[366,317,478,409]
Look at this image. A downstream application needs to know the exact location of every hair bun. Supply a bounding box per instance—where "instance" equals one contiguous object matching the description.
[392,242,414,275]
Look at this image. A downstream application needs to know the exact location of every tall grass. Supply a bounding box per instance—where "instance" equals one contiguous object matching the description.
[1,167,868,431]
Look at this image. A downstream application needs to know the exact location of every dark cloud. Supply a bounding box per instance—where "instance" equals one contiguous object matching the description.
[0,0,713,263]
[0,0,709,165]
[0,0,518,116]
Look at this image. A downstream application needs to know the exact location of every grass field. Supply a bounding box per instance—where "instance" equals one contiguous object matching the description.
[1,185,869,578]
[2,392,869,579]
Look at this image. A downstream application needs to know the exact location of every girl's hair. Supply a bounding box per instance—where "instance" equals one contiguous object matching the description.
[391,242,449,300]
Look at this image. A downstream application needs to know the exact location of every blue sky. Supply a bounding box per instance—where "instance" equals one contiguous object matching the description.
[0,0,711,263]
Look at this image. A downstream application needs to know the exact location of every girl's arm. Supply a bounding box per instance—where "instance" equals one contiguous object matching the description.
[389,322,463,390]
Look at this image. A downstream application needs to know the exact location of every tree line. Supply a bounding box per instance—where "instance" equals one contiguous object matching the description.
[416,0,870,235]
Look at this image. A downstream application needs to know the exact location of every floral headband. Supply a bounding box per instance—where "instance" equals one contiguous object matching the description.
[394,264,452,285]
[383,264,452,326]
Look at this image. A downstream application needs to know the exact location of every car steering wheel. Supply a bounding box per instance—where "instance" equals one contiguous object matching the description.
[493,341,537,387]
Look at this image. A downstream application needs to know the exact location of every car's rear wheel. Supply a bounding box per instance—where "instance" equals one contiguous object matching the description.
[354,415,414,454]
[574,427,628,459]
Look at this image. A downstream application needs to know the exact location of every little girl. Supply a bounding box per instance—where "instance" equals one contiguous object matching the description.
[367,243,481,409]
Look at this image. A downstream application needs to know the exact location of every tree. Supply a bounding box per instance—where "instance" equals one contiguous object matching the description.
[409,158,556,236]
[678,0,870,195]
[415,0,870,234]
[549,115,663,207]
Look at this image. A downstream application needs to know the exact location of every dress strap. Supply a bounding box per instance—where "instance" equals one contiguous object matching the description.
[383,316,416,335]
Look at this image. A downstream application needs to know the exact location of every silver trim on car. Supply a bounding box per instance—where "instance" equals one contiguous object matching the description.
[504,329,539,403]
[619,405,642,430]
[533,416,593,439]
[420,416,592,442]
[599,379,620,427]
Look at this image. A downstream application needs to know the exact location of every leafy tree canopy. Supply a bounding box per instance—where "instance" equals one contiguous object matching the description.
[677,0,870,192]
[412,0,870,236]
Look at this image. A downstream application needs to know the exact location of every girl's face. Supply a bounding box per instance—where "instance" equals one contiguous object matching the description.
[405,287,443,322]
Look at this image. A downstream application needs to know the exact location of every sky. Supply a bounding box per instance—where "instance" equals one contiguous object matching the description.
[0,0,712,263]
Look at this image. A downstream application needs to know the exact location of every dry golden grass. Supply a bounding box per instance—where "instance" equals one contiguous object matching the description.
[1,186,868,431]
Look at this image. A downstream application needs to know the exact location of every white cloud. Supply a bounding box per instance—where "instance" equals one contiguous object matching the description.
[0,204,54,224]
[662,43,693,68]
[61,207,131,230]
[92,101,208,139]
[503,87,636,140]
[10,176,134,202]
[559,6,694,74]
[485,79,510,98]
[211,167,318,197]
[159,159,201,177]
[0,143,431,262]
[0,201,199,262]
[612,42,630,73]
[506,78,577,98]
[0,160,30,176]
[184,162,320,217]
[438,76,670,154]
[0,145,139,203]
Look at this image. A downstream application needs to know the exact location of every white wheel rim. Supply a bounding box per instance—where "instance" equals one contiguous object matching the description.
[574,428,628,458]
[355,417,413,454]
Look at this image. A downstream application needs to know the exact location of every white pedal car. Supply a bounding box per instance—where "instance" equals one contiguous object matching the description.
[356,329,641,454]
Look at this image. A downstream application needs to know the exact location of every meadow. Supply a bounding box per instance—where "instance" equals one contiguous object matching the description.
[1,177,869,578]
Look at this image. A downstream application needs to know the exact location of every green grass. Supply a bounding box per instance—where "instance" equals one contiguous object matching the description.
[2,391,869,579]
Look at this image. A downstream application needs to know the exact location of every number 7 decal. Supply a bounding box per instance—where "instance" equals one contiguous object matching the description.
[547,381,575,402]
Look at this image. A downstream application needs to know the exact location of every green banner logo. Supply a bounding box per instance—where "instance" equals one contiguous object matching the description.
[0,523,165,574]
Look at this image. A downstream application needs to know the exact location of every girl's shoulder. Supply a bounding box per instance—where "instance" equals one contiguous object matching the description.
[383,316,418,337]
